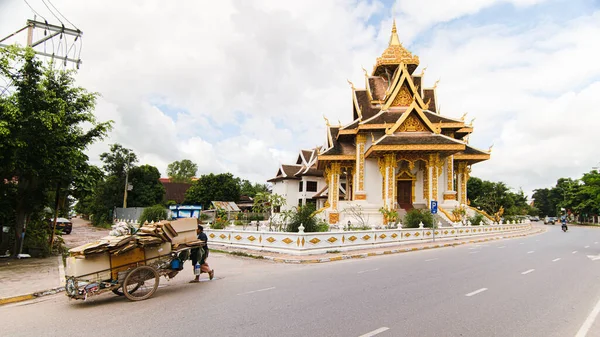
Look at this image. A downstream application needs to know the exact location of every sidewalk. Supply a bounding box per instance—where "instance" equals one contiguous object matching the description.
[0,255,64,305]
[211,223,546,263]
[0,223,544,306]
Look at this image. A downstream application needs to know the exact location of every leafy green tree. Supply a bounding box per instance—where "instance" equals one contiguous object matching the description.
[71,164,104,218]
[0,46,111,256]
[532,188,555,217]
[252,192,286,230]
[127,165,165,207]
[100,144,137,177]
[184,173,241,209]
[138,204,168,223]
[166,159,197,183]
[238,179,269,197]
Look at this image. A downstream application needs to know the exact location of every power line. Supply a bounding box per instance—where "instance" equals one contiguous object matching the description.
[41,0,63,26]
[23,0,47,22]
[47,0,80,31]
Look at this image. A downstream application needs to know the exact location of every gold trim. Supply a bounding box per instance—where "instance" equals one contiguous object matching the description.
[329,212,339,224]
[443,193,456,200]
[366,144,465,158]
[337,129,358,135]
[440,123,466,128]
[358,124,388,130]
[453,154,490,161]
[355,193,367,200]
[318,155,355,161]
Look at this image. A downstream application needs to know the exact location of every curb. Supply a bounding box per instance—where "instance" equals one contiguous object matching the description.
[0,286,65,306]
[217,227,545,264]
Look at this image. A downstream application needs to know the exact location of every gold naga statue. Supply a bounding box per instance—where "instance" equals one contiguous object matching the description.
[494,206,505,223]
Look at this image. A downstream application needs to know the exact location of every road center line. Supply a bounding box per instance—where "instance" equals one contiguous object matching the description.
[574,251,579,254]
[585,246,590,248]
[469,251,479,254]
[552,258,561,262]
[357,268,380,274]
[521,269,535,275]
[237,287,276,295]
[425,258,438,262]
[575,294,600,337]
[466,288,488,297]
[519,242,525,245]
[498,246,506,249]
[359,327,389,337]
[527,251,535,254]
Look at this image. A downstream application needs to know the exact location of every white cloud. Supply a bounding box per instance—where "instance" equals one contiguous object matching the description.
[2,0,600,197]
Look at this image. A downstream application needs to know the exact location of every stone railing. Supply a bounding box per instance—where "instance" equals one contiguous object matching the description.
[206,223,532,256]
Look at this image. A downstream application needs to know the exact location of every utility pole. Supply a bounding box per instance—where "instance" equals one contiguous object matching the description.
[123,154,132,208]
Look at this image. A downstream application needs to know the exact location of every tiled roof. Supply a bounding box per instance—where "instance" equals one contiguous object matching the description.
[422,110,461,124]
[462,145,489,155]
[368,77,389,101]
[423,89,437,113]
[161,182,192,204]
[412,76,422,95]
[301,150,313,163]
[355,90,379,121]
[362,110,405,125]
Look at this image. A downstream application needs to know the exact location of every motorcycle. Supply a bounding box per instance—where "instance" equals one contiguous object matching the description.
[561,221,568,232]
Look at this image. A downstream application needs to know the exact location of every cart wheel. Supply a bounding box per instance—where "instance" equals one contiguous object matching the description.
[112,283,141,296]
[123,266,159,301]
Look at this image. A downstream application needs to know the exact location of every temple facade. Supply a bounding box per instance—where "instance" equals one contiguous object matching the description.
[269,22,490,225]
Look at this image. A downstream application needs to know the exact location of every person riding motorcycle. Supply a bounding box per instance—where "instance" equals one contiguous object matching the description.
[561,216,568,232]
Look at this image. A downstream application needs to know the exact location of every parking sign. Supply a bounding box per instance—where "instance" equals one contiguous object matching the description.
[431,201,438,214]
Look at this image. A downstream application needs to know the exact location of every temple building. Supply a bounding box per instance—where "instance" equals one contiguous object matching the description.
[269,22,490,225]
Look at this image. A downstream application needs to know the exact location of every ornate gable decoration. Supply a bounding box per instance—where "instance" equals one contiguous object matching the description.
[398,114,427,132]
[392,84,413,106]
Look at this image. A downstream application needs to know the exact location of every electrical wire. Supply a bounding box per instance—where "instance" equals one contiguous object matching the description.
[41,0,63,26]
[47,0,80,31]
[23,0,47,22]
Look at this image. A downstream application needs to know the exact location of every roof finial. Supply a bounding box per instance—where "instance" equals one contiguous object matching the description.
[389,19,401,46]
[323,115,330,127]
[488,143,494,153]
[347,79,355,90]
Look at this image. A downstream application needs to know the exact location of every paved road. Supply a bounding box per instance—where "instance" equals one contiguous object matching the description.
[3,224,600,337]
[61,218,110,249]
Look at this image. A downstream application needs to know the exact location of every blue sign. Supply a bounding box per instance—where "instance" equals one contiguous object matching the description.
[431,201,438,214]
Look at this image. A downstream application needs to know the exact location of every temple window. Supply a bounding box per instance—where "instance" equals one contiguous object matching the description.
[299,181,304,192]
[307,181,318,192]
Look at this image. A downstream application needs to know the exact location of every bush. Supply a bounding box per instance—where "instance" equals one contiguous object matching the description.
[286,204,318,232]
[403,209,434,228]
[316,219,329,232]
[23,218,51,257]
[139,205,168,224]
[469,213,488,226]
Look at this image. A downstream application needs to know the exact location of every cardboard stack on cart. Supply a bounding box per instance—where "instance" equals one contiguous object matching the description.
[66,218,202,282]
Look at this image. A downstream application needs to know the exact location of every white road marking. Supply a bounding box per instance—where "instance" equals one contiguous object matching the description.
[425,258,438,262]
[573,251,578,254]
[359,327,390,337]
[527,251,535,254]
[595,242,599,244]
[585,246,590,248]
[358,268,380,274]
[587,255,600,261]
[521,269,535,275]
[466,288,488,297]
[575,295,600,337]
[469,247,477,250]
[469,251,479,254]
[237,287,276,295]
[498,246,506,249]
[520,242,525,245]
[552,258,561,262]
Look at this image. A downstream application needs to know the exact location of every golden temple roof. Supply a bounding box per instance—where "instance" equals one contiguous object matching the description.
[374,20,419,70]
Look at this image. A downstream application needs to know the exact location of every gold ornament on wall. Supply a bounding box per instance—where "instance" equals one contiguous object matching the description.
[392,85,413,106]
[398,115,428,132]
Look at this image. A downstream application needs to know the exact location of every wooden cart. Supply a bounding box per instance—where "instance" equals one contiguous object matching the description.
[65,244,204,301]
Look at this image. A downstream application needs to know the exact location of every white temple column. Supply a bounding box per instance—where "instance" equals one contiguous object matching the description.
[354,134,367,200]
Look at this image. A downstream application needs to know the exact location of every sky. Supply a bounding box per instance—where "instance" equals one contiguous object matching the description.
[1,0,600,197]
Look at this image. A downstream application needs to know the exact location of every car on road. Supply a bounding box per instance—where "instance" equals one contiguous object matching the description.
[544,217,557,225]
[48,217,73,234]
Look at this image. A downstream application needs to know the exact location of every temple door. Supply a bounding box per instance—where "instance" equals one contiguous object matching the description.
[397,180,412,209]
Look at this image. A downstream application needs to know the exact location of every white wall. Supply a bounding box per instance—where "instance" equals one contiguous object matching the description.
[365,158,383,205]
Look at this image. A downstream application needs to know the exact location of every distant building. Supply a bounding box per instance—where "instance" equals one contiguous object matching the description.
[160,178,192,204]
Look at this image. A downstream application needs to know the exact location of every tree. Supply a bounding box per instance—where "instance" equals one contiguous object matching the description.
[0,46,111,256]
[100,144,138,178]
[184,173,241,209]
[127,165,165,207]
[238,178,269,197]
[252,192,286,230]
[167,159,197,183]
[71,164,104,218]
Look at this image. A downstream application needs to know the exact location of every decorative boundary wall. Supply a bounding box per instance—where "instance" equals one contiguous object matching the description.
[206,223,532,256]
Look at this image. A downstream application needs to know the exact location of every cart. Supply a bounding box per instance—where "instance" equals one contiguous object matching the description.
[65,244,204,301]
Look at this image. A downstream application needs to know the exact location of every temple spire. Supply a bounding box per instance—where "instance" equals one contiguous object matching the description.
[389,19,401,46]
